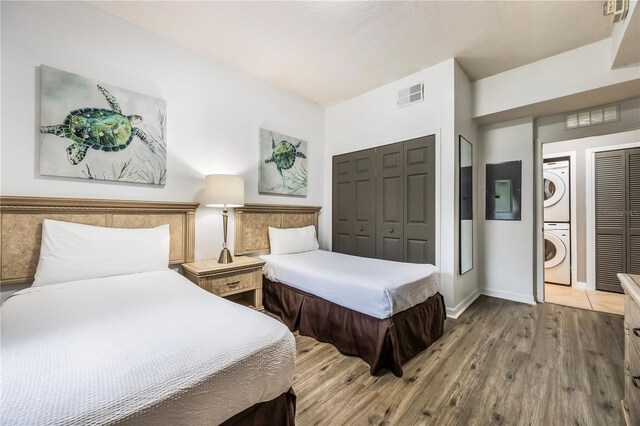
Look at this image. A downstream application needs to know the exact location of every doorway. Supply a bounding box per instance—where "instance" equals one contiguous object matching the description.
[538,137,638,315]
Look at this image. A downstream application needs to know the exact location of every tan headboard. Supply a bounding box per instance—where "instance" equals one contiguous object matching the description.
[0,196,198,285]
[234,204,321,256]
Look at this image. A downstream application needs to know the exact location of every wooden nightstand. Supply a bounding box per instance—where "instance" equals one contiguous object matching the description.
[182,256,265,310]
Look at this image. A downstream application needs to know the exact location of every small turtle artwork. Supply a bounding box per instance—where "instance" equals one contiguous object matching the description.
[40,84,155,165]
[259,129,308,196]
[264,135,307,182]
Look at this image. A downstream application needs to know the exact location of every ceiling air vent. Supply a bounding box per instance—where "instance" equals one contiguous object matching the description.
[603,0,629,22]
[565,104,619,129]
[397,83,423,108]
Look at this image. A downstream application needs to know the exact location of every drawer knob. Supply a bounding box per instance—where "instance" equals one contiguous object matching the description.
[227,281,240,289]
[360,227,364,232]
[633,327,640,337]
[634,376,640,389]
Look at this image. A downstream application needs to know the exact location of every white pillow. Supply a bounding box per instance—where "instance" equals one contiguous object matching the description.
[268,225,319,255]
[33,219,170,286]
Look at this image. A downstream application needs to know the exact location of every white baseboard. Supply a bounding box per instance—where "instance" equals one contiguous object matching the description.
[573,281,587,290]
[481,288,536,306]
[446,290,480,319]
[445,288,537,320]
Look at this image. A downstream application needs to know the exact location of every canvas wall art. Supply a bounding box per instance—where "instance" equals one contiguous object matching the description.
[259,128,308,196]
[40,65,167,185]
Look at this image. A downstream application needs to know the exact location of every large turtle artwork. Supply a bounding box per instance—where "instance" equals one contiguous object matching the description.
[40,84,155,165]
[264,135,307,183]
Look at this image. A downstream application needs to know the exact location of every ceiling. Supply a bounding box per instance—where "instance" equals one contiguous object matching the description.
[91,1,613,106]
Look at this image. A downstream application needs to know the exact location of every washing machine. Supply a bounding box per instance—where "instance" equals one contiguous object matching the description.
[544,222,571,285]
[543,161,570,223]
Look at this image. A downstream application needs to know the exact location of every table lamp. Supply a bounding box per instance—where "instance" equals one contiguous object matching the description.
[204,174,245,263]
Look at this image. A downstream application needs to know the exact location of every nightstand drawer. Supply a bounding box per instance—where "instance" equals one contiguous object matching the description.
[204,270,258,296]
[182,256,265,310]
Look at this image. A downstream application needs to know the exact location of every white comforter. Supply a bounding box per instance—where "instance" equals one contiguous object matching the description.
[261,250,440,319]
[0,270,295,426]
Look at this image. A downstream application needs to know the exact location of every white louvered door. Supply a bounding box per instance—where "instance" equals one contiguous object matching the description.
[629,148,640,275]
[595,150,626,292]
[595,148,639,293]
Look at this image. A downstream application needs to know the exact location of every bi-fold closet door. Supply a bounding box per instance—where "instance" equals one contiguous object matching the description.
[594,147,640,293]
[332,149,376,257]
[332,135,435,264]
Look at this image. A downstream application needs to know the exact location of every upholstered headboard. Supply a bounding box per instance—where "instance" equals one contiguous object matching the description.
[0,196,198,285]
[234,204,321,256]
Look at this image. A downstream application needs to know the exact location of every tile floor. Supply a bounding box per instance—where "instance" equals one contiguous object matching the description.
[544,283,624,316]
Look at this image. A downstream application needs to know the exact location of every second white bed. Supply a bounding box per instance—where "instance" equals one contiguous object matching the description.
[261,249,440,319]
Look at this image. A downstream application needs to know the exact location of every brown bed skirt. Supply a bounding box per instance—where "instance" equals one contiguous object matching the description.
[263,279,446,377]
[220,387,296,426]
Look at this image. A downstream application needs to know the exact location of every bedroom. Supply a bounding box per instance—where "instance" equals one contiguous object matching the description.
[1,1,639,425]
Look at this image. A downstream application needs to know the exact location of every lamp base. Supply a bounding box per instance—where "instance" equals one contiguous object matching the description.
[218,247,233,264]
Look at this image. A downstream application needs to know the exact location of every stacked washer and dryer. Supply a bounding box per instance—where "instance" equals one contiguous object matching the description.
[544,161,571,285]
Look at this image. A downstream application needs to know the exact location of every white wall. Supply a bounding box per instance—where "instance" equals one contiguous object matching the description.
[473,39,640,121]
[478,118,536,305]
[452,62,479,314]
[536,97,640,144]
[324,59,460,311]
[1,2,325,267]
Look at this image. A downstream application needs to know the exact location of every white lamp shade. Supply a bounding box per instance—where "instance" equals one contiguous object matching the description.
[204,174,245,207]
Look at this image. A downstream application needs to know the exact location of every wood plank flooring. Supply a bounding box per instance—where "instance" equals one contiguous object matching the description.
[292,296,624,426]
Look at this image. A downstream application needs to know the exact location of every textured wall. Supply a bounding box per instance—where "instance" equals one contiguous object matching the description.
[478,118,536,305]
[1,1,325,263]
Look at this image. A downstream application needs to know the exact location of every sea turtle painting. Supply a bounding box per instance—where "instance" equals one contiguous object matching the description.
[40,84,155,165]
[264,135,307,181]
[259,129,308,196]
[39,66,166,185]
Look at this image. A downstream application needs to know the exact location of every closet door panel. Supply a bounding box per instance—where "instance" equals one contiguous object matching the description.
[334,233,351,254]
[595,150,626,293]
[382,177,401,221]
[381,237,402,261]
[406,239,429,264]
[403,136,436,264]
[352,149,376,258]
[629,148,640,274]
[332,154,354,254]
[376,143,404,261]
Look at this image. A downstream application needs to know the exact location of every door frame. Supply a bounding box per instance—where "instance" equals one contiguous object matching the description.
[543,151,578,288]
[585,141,640,291]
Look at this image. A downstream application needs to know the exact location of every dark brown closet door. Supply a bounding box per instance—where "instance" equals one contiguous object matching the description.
[332,154,354,254]
[595,150,626,293]
[332,149,376,257]
[628,148,640,275]
[376,142,404,261]
[351,149,376,257]
[403,135,436,264]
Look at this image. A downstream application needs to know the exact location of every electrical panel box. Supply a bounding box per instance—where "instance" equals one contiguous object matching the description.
[486,160,522,221]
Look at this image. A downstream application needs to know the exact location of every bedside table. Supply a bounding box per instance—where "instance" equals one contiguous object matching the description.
[182,256,265,310]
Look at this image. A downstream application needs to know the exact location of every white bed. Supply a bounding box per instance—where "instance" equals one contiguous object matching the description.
[1,270,295,426]
[261,249,440,319]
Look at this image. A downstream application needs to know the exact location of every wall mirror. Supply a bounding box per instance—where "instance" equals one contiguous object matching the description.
[459,136,473,275]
